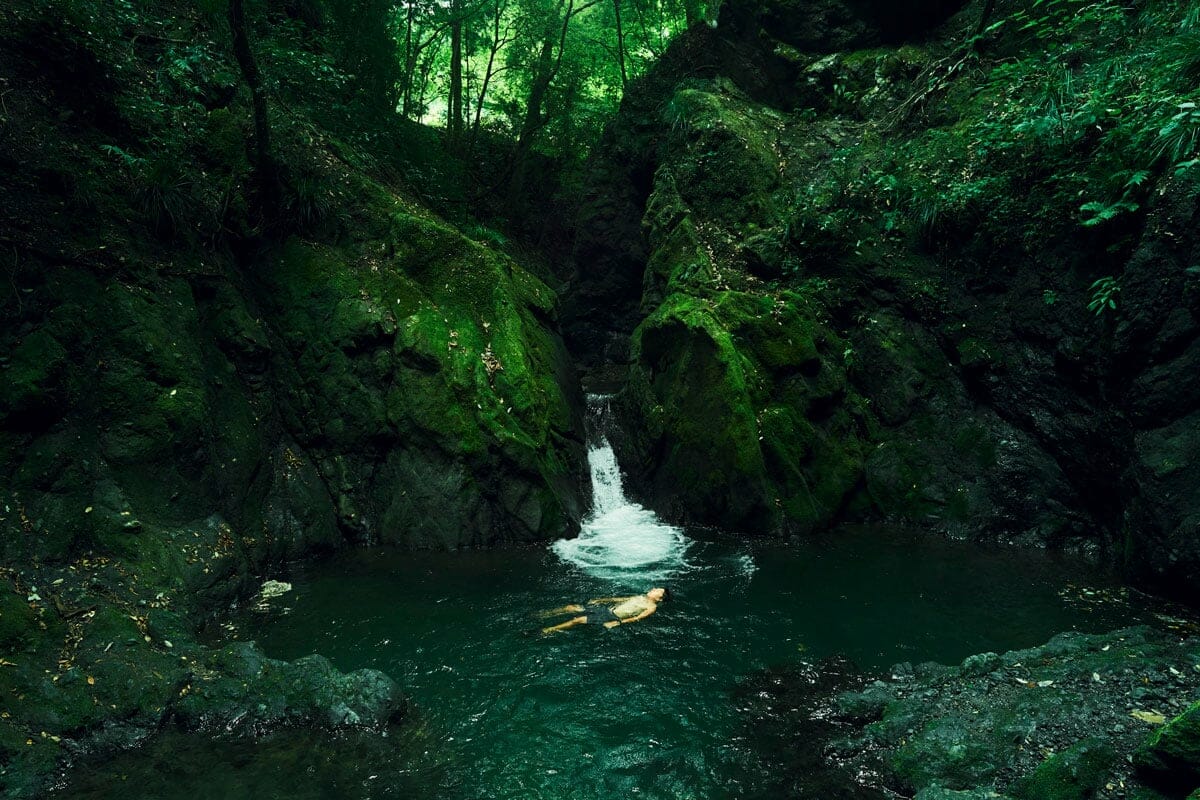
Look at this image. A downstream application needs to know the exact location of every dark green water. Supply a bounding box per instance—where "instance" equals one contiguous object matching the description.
[60,528,1156,800]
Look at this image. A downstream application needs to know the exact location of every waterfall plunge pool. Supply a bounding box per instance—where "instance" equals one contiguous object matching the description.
[58,398,1170,800]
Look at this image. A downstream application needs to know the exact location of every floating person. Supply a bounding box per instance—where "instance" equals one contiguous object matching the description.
[540,587,669,633]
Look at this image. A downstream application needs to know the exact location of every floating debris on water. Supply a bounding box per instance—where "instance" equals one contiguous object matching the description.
[252,580,294,613]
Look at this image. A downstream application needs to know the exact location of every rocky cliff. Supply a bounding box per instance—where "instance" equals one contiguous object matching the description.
[567,0,1200,601]
[0,0,587,792]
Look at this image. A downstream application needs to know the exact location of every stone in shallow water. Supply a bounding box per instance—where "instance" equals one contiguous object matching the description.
[172,641,406,731]
[259,579,293,599]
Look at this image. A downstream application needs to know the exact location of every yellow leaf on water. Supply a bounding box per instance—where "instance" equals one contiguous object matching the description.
[1130,710,1167,724]
[86,676,95,686]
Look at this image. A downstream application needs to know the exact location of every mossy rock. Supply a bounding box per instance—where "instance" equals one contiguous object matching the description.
[175,642,406,730]
[659,85,783,229]
[0,328,72,426]
[915,789,1015,800]
[264,210,585,545]
[628,293,774,530]
[1135,700,1200,790]
[617,284,871,533]
[891,712,1007,790]
[1010,737,1116,800]
[0,589,42,652]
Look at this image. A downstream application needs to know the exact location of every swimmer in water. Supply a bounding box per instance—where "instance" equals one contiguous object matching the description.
[540,588,668,633]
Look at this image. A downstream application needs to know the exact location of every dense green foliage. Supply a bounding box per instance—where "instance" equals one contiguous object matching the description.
[390,0,701,154]
[5,0,1200,797]
[26,0,701,239]
[780,0,1200,278]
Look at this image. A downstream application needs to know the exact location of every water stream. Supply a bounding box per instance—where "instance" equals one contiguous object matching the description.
[59,397,1164,800]
[551,395,691,582]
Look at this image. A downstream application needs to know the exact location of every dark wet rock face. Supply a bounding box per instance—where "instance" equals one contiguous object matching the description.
[739,628,1200,800]
[565,0,1200,601]
[733,656,887,799]
[0,0,588,793]
[1135,700,1200,793]
[172,642,406,732]
[721,0,968,52]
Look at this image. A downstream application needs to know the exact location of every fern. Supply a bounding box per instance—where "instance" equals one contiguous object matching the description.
[100,144,147,172]
[1080,198,1138,227]
[1155,103,1200,164]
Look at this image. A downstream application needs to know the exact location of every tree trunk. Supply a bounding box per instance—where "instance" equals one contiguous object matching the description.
[448,0,464,146]
[975,0,997,39]
[402,3,416,118]
[507,0,598,210]
[470,0,508,152]
[228,0,277,218]
[508,33,556,209]
[613,0,628,88]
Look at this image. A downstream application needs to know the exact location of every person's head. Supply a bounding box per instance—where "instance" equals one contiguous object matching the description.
[647,587,669,602]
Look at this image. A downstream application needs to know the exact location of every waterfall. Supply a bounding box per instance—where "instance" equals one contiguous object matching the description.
[551,395,691,581]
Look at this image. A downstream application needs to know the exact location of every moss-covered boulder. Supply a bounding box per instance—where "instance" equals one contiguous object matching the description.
[259,208,587,547]
[819,628,1200,800]
[0,1,589,792]
[174,642,406,731]
[1010,738,1116,800]
[1134,701,1200,791]
[616,287,869,532]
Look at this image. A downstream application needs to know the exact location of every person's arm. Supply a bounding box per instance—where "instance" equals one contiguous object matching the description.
[587,595,633,604]
[615,605,657,625]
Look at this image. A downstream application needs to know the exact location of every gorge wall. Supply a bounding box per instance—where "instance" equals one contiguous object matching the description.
[0,1,587,792]
[565,0,1200,600]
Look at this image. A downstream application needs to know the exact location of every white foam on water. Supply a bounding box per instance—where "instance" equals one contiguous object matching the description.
[551,401,691,582]
[735,552,757,578]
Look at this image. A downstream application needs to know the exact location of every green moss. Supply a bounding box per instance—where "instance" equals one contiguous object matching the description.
[0,718,62,800]
[262,190,582,545]
[956,338,993,370]
[0,329,70,422]
[0,589,42,652]
[1011,738,1116,800]
[891,713,1005,790]
[623,286,869,532]
[659,85,784,229]
[629,293,772,528]
[1135,700,1200,788]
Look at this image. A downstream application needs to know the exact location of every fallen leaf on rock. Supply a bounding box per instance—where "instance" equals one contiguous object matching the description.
[1130,710,1166,724]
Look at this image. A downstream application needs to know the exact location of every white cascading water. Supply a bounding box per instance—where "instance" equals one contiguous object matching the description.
[551,395,691,581]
